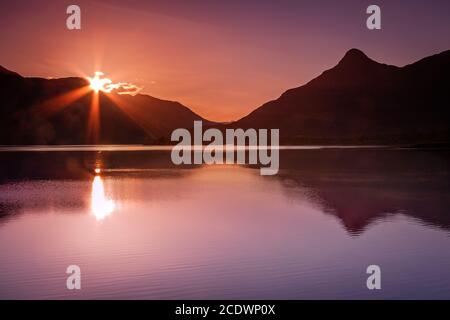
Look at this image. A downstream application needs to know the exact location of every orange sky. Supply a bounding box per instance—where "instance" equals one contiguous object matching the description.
[1,0,449,122]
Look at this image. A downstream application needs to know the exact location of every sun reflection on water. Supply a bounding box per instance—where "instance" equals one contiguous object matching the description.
[91,175,115,220]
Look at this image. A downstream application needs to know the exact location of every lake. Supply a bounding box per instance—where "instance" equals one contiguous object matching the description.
[0,147,450,299]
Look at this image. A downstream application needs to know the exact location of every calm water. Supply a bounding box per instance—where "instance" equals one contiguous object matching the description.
[0,148,449,299]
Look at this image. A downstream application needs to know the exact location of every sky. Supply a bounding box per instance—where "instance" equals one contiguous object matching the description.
[0,0,449,122]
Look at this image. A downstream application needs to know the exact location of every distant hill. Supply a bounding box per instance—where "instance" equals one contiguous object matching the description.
[0,67,209,144]
[232,48,450,145]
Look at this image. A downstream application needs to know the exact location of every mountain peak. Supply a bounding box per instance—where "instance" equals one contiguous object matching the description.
[338,48,373,65]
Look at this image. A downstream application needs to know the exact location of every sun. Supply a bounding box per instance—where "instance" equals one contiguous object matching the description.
[86,71,143,96]
[87,71,112,92]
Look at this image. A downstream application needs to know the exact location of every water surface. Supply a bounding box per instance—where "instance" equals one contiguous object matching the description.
[0,148,449,299]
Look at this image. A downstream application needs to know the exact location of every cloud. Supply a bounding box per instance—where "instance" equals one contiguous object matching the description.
[106,82,143,95]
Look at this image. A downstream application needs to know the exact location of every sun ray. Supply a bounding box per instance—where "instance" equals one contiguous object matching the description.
[87,91,101,144]
[29,71,145,144]
[31,85,91,118]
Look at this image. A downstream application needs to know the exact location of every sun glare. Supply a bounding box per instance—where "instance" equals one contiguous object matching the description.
[87,71,112,93]
[86,71,143,95]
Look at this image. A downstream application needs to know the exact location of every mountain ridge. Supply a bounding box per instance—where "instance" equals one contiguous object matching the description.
[1,48,449,145]
[232,48,450,145]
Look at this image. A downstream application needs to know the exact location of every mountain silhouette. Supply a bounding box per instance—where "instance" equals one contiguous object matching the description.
[1,48,449,145]
[233,48,450,145]
[0,67,208,144]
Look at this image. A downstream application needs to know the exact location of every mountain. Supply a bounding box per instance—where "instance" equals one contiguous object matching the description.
[0,66,209,144]
[1,49,449,145]
[232,48,450,145]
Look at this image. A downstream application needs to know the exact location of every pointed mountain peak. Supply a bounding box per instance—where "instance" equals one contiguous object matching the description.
[338,48,374,66]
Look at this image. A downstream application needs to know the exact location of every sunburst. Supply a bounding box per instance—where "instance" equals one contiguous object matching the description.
[87,71,112,92]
